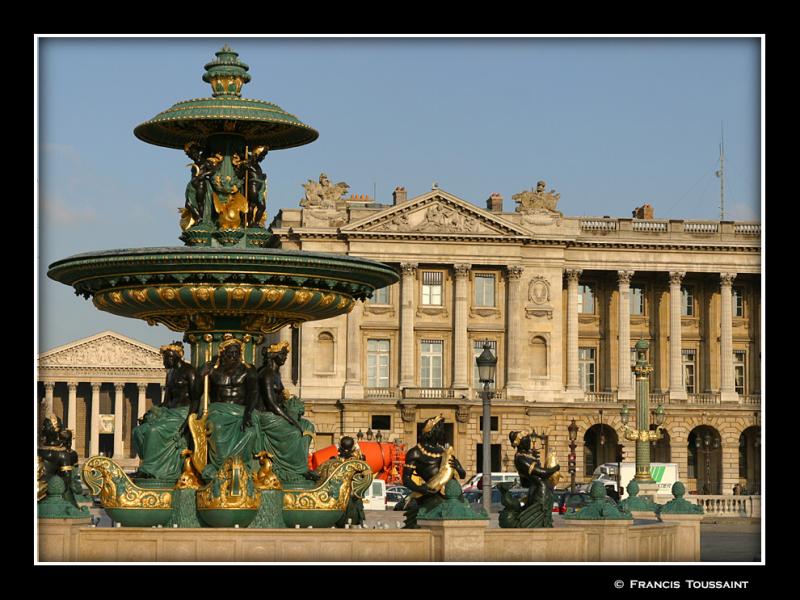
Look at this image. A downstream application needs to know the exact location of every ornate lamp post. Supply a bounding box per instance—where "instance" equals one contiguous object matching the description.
[366,428,373,441]
[696,430,720,494]
[375,430,383,443]
[476,340,497,515]
[567,419,578,494]
[356,429,364,442]
[619,339,665,487]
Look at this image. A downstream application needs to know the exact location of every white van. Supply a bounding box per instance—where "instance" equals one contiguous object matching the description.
[462,472,520,490]
[362,478,387,510]
[591,462,679,499]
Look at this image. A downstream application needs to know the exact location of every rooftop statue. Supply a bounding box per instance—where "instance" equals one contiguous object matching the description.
[300,173,350,209]
[513,180,563,215]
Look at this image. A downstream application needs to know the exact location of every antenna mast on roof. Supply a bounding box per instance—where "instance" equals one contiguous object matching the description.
[715,122,725,221]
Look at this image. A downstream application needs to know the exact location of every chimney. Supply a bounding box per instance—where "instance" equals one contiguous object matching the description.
[632,203,654,220]
[486,192,503,213]
[392,186,407,205]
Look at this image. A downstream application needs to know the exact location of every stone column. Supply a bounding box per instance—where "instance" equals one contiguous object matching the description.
[720,273,738,403]
[343,299,364,399]
[565,269,582,393]
[505,265,525,398]
[279,325,297,395]
[399,263,418,388]
[113,383,125,458]
[452,264,471,390]
[44,381,55,417]
[67,382,77,435]
[136,383,148,421]
[668,272,687,401]
[89,383,101,457]
[617,271,635,401]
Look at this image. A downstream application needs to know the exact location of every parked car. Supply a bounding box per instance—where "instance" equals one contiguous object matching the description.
[466,486,527,512]
[386,485,410,497]
[556,491,592,514]
[385,490,407,509]
[462,472,520,490]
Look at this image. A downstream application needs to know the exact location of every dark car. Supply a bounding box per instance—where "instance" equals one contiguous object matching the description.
[467,486,527,512]
[556,492,592,514]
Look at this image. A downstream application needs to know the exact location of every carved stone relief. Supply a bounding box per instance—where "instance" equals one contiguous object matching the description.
[525,276,553,319]
[40,335,162,368]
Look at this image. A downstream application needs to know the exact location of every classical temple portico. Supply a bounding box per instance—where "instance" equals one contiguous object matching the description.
[37,331,165,469]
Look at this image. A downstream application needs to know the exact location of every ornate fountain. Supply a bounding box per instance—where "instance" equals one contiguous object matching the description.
[45,46,397,528]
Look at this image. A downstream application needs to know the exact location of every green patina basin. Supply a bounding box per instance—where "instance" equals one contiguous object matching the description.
[106,508,174,528]
[197,508,259,529]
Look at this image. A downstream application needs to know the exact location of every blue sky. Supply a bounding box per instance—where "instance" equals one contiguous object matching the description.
[35,35,762,352]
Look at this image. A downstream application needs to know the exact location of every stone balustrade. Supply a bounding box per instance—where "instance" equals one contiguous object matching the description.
[364,387,401,399]
[472,388,506,401]
[580,219,618,231]
[683,222,719,234]
[735,223,761,235]
[693,495,761,520]
[575,217,760,241]
[688,392,721,405]
[403,388,457,400]
[633,220,669,232]
[582,391,619,403]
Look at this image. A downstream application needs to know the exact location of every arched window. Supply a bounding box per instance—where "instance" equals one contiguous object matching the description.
[317,332,335,374]
[531,336,547,377]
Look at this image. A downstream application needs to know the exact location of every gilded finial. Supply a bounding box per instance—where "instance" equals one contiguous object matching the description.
[267,340,290,353]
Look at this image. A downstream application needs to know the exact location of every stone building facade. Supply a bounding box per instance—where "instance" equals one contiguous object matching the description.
[266,183,762,496]
[36,331,165,470]
[36,186,762,496]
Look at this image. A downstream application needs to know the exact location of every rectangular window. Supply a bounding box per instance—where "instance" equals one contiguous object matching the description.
[682,349,696,394]
[422,271,443,306]
[733,286,744,318]
[578,284,595,314]
[479,416,499,431]
[371,415,391,430]
[366,339,390,388]
[578,347,596,392]
[630,285,645,316]
[473,340,497,389]
[681,286,694,316]
[733,351,746,395]
[371,285,390,305]
[474,274,496,307]
[420,339,443,388]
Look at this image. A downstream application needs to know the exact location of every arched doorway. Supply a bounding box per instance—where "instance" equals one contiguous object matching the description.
[649,424,671,463]
[739,426,761,495]
[688,426,722,495]
[583,424,618,477]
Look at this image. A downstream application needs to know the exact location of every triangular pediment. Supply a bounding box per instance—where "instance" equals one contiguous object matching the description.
[38,331,163,369]
[341,190,529,237]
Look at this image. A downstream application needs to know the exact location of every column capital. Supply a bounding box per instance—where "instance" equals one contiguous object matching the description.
[114,382,126,391]
[720,272,737,287]
[453,263,471,279]
[67,381,78,390]
[137,382,149,391]
[507,265,525,280]
[617,270,634,285]
[400,262,418,277]
[668,271,686,286]
[43,381,56,391]
[564,269,582,283]
[91,382,102,391]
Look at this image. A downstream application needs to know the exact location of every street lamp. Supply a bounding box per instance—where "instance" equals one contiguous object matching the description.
[366,428,373,441]
[356,429,364,442]
[697,431,720,494]
[567,419,578,494]
[476,340,497,515]
[375,430,383,443]
[620,339,665,485]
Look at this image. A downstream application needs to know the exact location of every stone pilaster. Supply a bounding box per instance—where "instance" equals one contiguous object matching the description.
[452,264,471,390]
[505,265,525,398]
[113,383,125,458]
[720,273,738,403]
[565,269,582,394]
[399,263,417,388]
[617,271,634,401]
[343,299,364,399]
[66,382,78,435]
[668,272,687,401]
[44,381,55,417]
[136,383,148,421]
[89,383,101,457]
